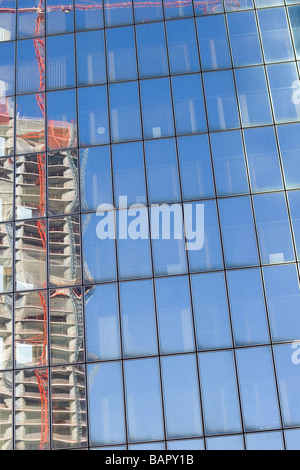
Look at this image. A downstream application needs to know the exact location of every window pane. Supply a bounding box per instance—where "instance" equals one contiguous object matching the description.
[0,0,15,41]
[0,97,14,157]
[106,26,137,82]
[80,146,112,213]
[288,6,300,59]
[177,134,215,201]
[163,0,194,18]
[203,70,240,130]
[277,123,300,189]
[166,19,199,74]
[245,431,284,450]
[112,142,146,208]
[47,89,77,150]
[191,272,232,350]
[124,358,164,442]
[155,276,195,354]
[206,435,244,450]
[15,290,48,368]
[0,371,12,450]
[0,222,13,294]
[109,82,142,142]
[140,78,174,139]
[0,41,15,97]
[227,11,263,66]
[50,287,84,364]
[75,0,103,31]
[288,190,300,259]
[226,0,253,10]
[49,216,82,288]
[15,368,50,450]
[46,0,74,35]
[120,279,157,357]
[17,0,41,38]
[210,130,249,196]
[88,361,125,446]
[76,30,106,86]
[51,365,87,449]
[196,15,231,70]
[48,150,79,216]
[82,213,116,283]
[167,439,204,450]
[219,196,259,268]
[264,264,300,342]
[162,355,203,439]
[151,206,187,276]
[172,74,207,135]
[188,200,223,272]
[130,442,165,450]
[195,0,223,15]
[117,207,152,279]
[0,294,12,370]
[285,429,300,450]
[227,268,270,346]
[275,343,300,427]
[244,127,283,192]
[136,22,168,78]
[253,192,295,265]
[236,347,281,431]
[105,0,133,26]
[16,153,46,219]
[78,85,109,146]
[199,350,242,435]
[134,0,163,23]
[258,7,294,62]
[47,34,75,90]
[235,66,273,127]
[0,157,13,222]
[145,138,180,204]
[267,62,300,123]
[85,283,120,361]
[15,219,46,291]
[16,93,45,155]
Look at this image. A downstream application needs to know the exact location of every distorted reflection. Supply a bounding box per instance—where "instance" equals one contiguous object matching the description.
[0,222,13,294]
[50,287,84,365]
[16,93,45,155]
[15,219,47,291]
[48,150,79,216]
[16,153,46,220]
[15,290,48,368]
[0,371,12,451]
[0,97,14,157]
[0,294,12,370]
[15,368,50,450]
[51,365,87,449]
[0,157,13,222]
[49,216,81,288]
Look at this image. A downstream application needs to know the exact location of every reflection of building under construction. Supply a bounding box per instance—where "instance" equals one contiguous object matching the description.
[0,100,86,448]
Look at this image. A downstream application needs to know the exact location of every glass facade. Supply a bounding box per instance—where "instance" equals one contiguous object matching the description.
[0,0,299,451]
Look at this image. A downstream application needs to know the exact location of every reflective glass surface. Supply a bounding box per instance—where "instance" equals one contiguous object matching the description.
[0,0,300,451]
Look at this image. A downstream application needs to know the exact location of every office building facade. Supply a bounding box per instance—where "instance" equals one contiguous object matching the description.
[0,0,300,451]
